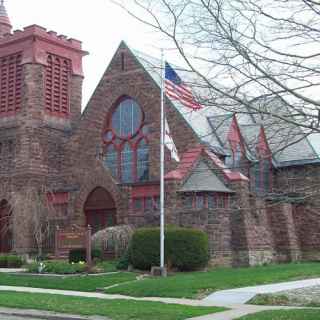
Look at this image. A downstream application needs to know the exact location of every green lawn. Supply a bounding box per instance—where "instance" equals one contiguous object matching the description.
[1,262,320,299]
[0,272,137,292]
[105,262,320,299]
[0,291,226,320]
[237,309,320,320]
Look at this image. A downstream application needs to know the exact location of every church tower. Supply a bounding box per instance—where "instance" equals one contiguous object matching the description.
[0,1,87,177]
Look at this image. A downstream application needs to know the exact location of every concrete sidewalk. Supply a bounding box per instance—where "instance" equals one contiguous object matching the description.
[204,278,320,305]
[1,278,320,320]
[0,285,218,306]
[0,307,109,320]
[186,305,310,320]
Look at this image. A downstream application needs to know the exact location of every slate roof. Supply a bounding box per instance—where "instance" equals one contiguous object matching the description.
[128,43,320,167]
[180,161,234,193]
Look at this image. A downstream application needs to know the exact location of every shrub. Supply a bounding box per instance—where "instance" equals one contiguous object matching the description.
[69,249,86,263]
[92,248,103,261]
[166,228,209,271]
[129,228,161,270]
[26,262,38,273]
[116,249,130,270]
[0,255,7,268]
[69,248,103,263]
[6,255,24,268]
[129,227,209,271]
[27,260,87,274]
[91,225,134,258]
[0,255,24,268]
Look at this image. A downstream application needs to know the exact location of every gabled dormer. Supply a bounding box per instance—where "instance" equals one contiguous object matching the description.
[251,126,273,195]
[226,115,246,169]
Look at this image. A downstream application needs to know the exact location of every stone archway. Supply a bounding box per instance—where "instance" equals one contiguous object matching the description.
[0,199,13,253]
[84,187,117,234]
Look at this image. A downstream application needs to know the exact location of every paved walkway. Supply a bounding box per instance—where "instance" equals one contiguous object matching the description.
[1,279,320,320]
[0,269,27,273]
[0,285,217,306]
[186,305,310,320]
[204,278,320,305]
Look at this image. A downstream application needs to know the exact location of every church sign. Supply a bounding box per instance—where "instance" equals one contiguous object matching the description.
[54,225,92,265]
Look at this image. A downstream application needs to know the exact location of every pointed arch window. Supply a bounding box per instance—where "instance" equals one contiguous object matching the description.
[251,147,272,195]
[103,97,149,183]
[121,142,134,183]
[105,144,118,178]
[226,117,244,169]
[137,139,149,182]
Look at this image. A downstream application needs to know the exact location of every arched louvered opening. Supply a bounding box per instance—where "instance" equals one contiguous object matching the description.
[0,53,22,116]
[45,53,71,117]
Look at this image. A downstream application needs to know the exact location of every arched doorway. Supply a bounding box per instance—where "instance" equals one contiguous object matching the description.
[0,199,13,253]
[84,187,116,234]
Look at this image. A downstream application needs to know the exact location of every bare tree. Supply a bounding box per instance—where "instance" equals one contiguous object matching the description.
[0,182,59,258]
[112,0,320,135]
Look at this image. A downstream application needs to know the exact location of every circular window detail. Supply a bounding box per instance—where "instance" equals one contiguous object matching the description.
[103,131,113,143]
[111,99,143,138]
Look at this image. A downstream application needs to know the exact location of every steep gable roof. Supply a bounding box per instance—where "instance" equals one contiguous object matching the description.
[105,42,320,167]
[180,160,234,193]
[165,144,248,182]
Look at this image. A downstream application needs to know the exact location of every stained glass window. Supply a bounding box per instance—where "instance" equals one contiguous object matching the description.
[105,144,118,178]
[111,99,142,138]
[137,139,149,181]
[208,194,216,209]
[121,143,134,183]
[104,98,149,183]
[252,158,272,195]
[196,195,205,209]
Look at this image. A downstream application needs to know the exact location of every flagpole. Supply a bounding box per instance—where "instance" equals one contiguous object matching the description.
[160,49,165,275]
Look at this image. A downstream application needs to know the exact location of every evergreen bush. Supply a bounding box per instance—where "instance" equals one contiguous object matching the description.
[69,249,86,263]
[0,255,7,267]
[0,255,23,268]
[116,249,130,270]
[69,248,103,263]
[6,255,24,268]
[129,227,209,271]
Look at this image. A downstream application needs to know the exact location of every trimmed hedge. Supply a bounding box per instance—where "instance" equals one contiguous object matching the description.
[0,255,24,268]
[129,227,209,271]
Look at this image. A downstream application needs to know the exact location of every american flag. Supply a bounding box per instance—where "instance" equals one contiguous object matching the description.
[165,62,202,110]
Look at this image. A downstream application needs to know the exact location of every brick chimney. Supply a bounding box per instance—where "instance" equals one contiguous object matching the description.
[0,0,12,38]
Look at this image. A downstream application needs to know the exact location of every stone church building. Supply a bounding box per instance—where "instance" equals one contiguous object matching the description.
[1,2,320,266]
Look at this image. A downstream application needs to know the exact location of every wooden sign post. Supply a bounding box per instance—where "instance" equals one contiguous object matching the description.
[55,225,92,266]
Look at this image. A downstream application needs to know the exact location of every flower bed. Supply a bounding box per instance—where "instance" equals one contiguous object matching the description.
[27,260,87,274]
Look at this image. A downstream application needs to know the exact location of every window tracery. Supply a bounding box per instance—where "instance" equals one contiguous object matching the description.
[103,97,149,183]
